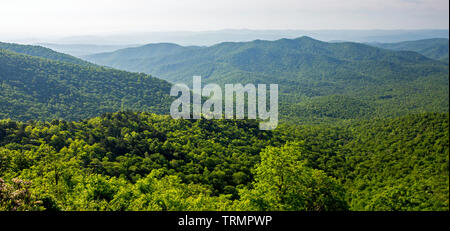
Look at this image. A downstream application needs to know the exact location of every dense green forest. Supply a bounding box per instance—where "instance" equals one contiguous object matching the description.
[0,49,173,121]
[0,112,448,211]
[0,40,448,211]
[85,37,449,123]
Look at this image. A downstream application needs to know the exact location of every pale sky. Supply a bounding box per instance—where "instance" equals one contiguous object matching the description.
[0,0,448,37]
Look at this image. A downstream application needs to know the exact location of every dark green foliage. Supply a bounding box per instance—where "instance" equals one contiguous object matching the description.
[85,37,449,123]
[277,113,449,211]
[342,113,449,211]
[285,95,374,120]
[0,49,173,121]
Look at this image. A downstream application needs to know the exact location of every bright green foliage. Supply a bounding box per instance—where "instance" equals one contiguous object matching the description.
[236,143,348,211]
[0,112,275,210]
[0,112,447,211]
[110,170,233,211]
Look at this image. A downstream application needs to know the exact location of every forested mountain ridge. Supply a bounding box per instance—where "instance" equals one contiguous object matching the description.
[1,38,447,123]
[0,112,447,211]
[0,49,173,121]
[368,38,449,61]
[85,37,449,122]
[84,36,446,84]
[0,42,93,66]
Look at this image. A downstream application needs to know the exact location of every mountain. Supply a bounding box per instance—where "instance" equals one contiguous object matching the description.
[85,37,449,122]
[0,49,173,121]
[368,38,449,61]
[0,41,93,66]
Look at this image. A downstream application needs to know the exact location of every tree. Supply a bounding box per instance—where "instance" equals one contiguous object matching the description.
[237,143,348,211]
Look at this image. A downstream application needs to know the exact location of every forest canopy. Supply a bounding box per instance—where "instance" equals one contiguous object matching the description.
[1,112,448,211]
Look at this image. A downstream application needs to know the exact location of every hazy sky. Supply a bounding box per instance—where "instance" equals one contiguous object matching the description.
[1,0,448,37]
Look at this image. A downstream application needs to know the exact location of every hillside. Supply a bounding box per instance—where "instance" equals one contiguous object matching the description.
[85,37,449,122]
[368,38,449,61]
[0,112,447,211]
[0,49,173,121]
[343,113,449,210]
[280,112,449,211]
[0,41,93,66]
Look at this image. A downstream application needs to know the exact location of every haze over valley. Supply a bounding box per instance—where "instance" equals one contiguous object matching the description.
[0,0,448,212]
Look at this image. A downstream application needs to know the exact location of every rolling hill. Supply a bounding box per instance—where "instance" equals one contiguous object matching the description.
[85,37,449,123]
[0,49,173,121]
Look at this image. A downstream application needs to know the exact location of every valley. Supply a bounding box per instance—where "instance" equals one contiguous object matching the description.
[0,36,448,211]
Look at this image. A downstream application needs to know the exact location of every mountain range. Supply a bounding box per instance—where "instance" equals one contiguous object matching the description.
[84,36,449,122]
[8,29,447,46]
[1,36,449,123]
[0,35,448,212]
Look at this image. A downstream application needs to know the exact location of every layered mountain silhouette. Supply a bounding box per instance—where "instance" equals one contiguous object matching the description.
[85,37,449,122]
